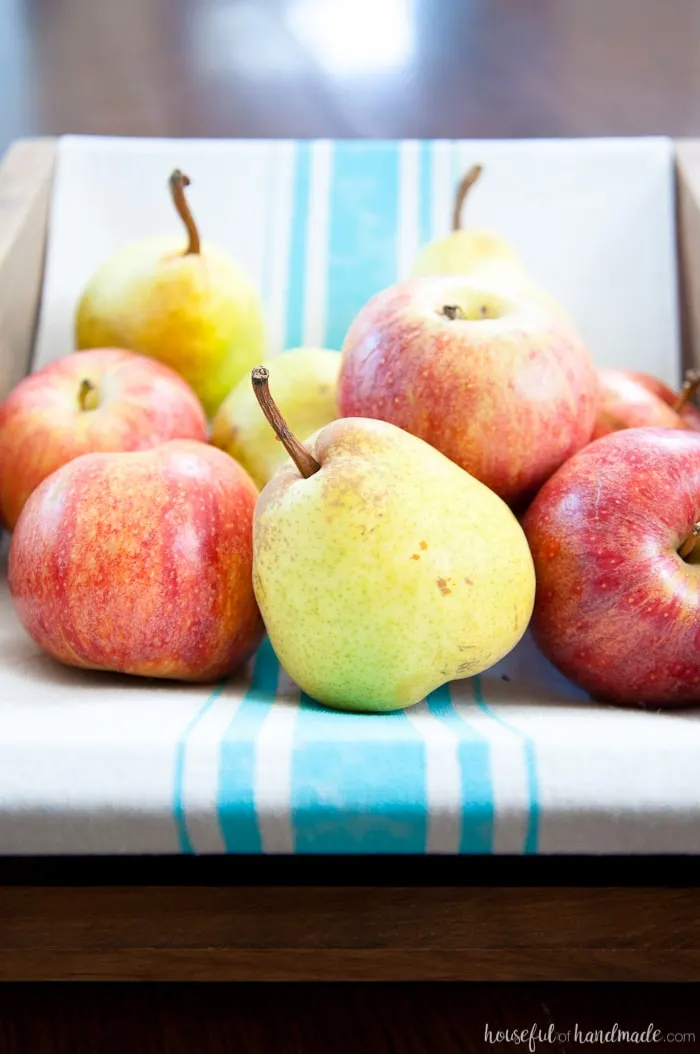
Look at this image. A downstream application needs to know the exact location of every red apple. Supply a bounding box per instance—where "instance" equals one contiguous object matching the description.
[337,275,599,506]
[0,348,207,530]
[9,441,263,682]
[522,427,700,707]
[593,368,700,439]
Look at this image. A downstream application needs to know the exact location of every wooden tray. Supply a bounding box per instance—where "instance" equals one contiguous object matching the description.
[1,137,700,981]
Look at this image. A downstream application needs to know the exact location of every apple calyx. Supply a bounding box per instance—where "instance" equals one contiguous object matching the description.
[678,522,700,561]
[451,164,483,232]
[251,366,321,480]
[78,378,99,412]
[169,169,200,255]
[674,369,700,415]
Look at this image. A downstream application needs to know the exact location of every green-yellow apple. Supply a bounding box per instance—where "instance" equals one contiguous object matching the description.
[9,441,263,682]
[211,346,339,487]
[337,275,599,508]
[0,348,207,530]
[250,366,535,713]
[523,427,700,706]
[75,170,266,417]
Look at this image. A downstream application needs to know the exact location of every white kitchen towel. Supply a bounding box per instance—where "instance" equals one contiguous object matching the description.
[0,133,695,855]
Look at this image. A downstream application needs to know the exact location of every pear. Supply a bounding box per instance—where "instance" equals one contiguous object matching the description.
[250,366,535,713]
[211,347,340,488]
[75,170,266,417]
[410,165,529,285]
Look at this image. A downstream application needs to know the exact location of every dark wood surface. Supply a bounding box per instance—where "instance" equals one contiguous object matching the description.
[3,0,700,1042]
[4,0,700,153]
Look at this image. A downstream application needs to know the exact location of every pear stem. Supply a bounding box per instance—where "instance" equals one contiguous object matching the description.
[674,368,700,414]
[251,367,321,479]
[169,170,200,255]
[678,522,700,560]
[78,378,98,412]
[451,164,483,232]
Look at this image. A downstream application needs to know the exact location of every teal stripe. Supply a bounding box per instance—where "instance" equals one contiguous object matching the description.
[289,140,427,853]
[291,694,427,853]
[217,639,280,852]
[419,140,433,248]
[473,674,540,854]
[173,680,227,854]
[285,141,311,348]
[426,684,493,853]
[324,141,401,350]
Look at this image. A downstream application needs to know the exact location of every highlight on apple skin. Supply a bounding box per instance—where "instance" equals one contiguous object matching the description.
[337,274,600,508]
[0,348,208,531]
[522,426,700,707]
[8,440,264,683]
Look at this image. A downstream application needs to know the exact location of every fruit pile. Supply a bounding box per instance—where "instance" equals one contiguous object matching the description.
[1,165,699,712]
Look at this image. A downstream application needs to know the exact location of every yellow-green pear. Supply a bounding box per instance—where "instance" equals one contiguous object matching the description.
[75,170,266,417]
[211,347,340,487]
[410,164,530,285]
[250,366,536,713]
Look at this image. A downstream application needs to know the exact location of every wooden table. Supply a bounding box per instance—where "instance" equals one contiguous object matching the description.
[2,0,700,1045]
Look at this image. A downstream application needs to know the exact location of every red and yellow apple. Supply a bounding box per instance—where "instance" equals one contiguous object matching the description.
[9,441,263,682]
[593,368,700,439]
[337,275,599,507]
[523,427,700,707]
[0,348,207,530]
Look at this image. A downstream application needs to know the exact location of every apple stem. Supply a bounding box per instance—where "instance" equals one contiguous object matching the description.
[451,164,483,232]
[678,522,700,560]
[169,170,200,255]
[674,368,700,414]
[442,304,466,320]
[78,378,98,412]
[251,366,321,479]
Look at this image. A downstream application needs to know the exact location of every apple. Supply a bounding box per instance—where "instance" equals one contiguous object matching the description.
[9,440,263,682]
[0,348,207,530]
[522,427,700,707]
[337,275,599,507]
[593,367,700,439]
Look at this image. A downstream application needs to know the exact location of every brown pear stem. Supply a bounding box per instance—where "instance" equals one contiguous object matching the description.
[674,369,700,414]
[169,169,200,255]
[451,164,483,232]
[78,378,98,412]
[678,522,700,559]
[251,367,321,479]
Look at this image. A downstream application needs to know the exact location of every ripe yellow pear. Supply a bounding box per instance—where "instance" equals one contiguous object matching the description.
[250,367,535,713]
[75,170,266,417]
[410,165,529,284]
[211,347,339,487]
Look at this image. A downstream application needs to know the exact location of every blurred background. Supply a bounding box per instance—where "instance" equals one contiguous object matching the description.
[3,0,700,151]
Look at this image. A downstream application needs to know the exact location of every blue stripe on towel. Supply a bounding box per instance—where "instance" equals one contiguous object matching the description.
[173,680,227,854]
[291,694,428,853]
[217,639,280,852]
[426,683,494,853]
[324,141,401,350]
[285,141,312,348]
[473,674,540,854]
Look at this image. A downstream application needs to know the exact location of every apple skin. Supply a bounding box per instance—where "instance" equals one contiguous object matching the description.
[8,440,263,682]
[0,348,207,531]
[522,427,700,707]
[337,276,599,507]
[593,368,700,439]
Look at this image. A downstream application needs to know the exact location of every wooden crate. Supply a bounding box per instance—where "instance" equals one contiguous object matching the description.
[1,137,699,982]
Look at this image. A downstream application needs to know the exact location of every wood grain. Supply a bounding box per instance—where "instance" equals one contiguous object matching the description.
[0,885,699,981]
[0,138,55,401]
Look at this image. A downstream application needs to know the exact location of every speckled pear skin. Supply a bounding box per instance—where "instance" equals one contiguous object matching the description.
[75,238,266,417]
[253,417,536,713]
